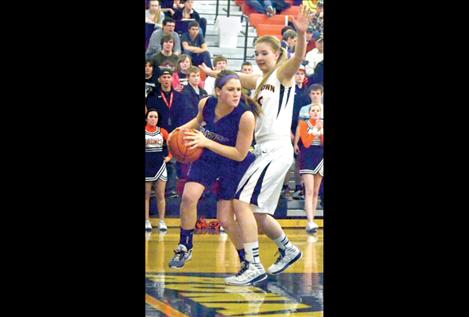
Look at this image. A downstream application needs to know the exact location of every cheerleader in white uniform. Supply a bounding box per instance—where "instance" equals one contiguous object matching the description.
[145,109,172,231]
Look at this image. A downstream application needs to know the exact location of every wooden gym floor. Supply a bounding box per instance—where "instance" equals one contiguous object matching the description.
[145,224,323,317]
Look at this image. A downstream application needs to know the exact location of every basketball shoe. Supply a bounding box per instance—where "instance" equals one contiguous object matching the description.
[225,261,268,286]
[267,245,303,275]
[168,244,192,269]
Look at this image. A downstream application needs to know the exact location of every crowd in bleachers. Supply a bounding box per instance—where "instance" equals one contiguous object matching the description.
[145,0,324,233]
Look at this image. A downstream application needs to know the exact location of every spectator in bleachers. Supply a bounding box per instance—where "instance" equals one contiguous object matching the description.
[146,68,184,133]
[172,66,208,129]
[304,37,323,76]
[240,61,256,97]
[282,29,297,58]
[246,0,276,17]
[160,0,184,18]
[145,59,159,99]
[247,0,290,17]
[281,25,295,34]
[146,18,182,60]
[173,0,207,38]
[241,61,253,74]
[172,54,205,92]
[146,0,166,30]
[181,21,213,69]
[152,34,179,71]
[305,26,320,54]
[203,55,228,96]
[173,54,191,90]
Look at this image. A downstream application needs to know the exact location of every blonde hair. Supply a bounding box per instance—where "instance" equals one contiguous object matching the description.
[149,0,163,25]
[252,36,288,101]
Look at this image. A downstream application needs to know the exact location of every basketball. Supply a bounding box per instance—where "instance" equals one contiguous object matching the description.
[167,128,203,164]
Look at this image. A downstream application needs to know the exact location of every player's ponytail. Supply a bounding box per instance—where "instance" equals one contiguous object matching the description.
[241,92,262,118]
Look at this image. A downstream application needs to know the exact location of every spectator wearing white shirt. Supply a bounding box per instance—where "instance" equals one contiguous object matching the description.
[304,38,323,76]
[146,0,166,29]
[203,55,228,96]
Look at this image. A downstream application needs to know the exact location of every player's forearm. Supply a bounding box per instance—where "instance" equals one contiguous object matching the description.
[204,139,248,162]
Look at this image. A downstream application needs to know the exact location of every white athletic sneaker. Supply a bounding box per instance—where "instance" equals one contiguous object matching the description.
[306,221,319,234]
[225,261,268,286]
[145,220,152,231]
[267,245,303,275]
[159,220,168,231]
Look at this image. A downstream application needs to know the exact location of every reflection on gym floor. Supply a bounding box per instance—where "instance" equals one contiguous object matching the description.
[146,228,323,316]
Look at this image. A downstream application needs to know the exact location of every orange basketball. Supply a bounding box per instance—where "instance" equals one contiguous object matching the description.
[167,128,204,164]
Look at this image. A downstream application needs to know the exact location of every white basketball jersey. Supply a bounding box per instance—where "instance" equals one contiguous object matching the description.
[255,69,295,144]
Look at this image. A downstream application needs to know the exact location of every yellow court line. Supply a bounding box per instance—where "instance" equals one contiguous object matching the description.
[145,294,189,317]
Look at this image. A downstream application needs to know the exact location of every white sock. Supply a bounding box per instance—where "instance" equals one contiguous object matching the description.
[244,241,261,264]
[273,233,293,250]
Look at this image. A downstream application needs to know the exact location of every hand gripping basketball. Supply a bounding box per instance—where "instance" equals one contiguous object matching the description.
[167,128,203,164]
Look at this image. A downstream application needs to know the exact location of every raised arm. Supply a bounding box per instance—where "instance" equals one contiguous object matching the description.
[277,5,312,85]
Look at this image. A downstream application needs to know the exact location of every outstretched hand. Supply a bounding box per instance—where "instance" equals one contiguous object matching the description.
[198,63,215,77]
[290,5,312,33]
[199,63,222,78]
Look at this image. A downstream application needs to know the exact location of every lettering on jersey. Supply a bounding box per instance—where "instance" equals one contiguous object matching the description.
[257,96,264,107]
[146,138,163,145]
[260,84,275,93]
[199,125,229,144]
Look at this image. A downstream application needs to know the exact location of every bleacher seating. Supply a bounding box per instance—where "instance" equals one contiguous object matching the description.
[255,23,284,39]
[249,13,292,28]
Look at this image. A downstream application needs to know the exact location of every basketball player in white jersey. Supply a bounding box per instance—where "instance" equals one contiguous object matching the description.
[200,5,312,285]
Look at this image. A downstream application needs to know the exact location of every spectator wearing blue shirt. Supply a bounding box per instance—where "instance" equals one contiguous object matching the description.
[180,21,213,68]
